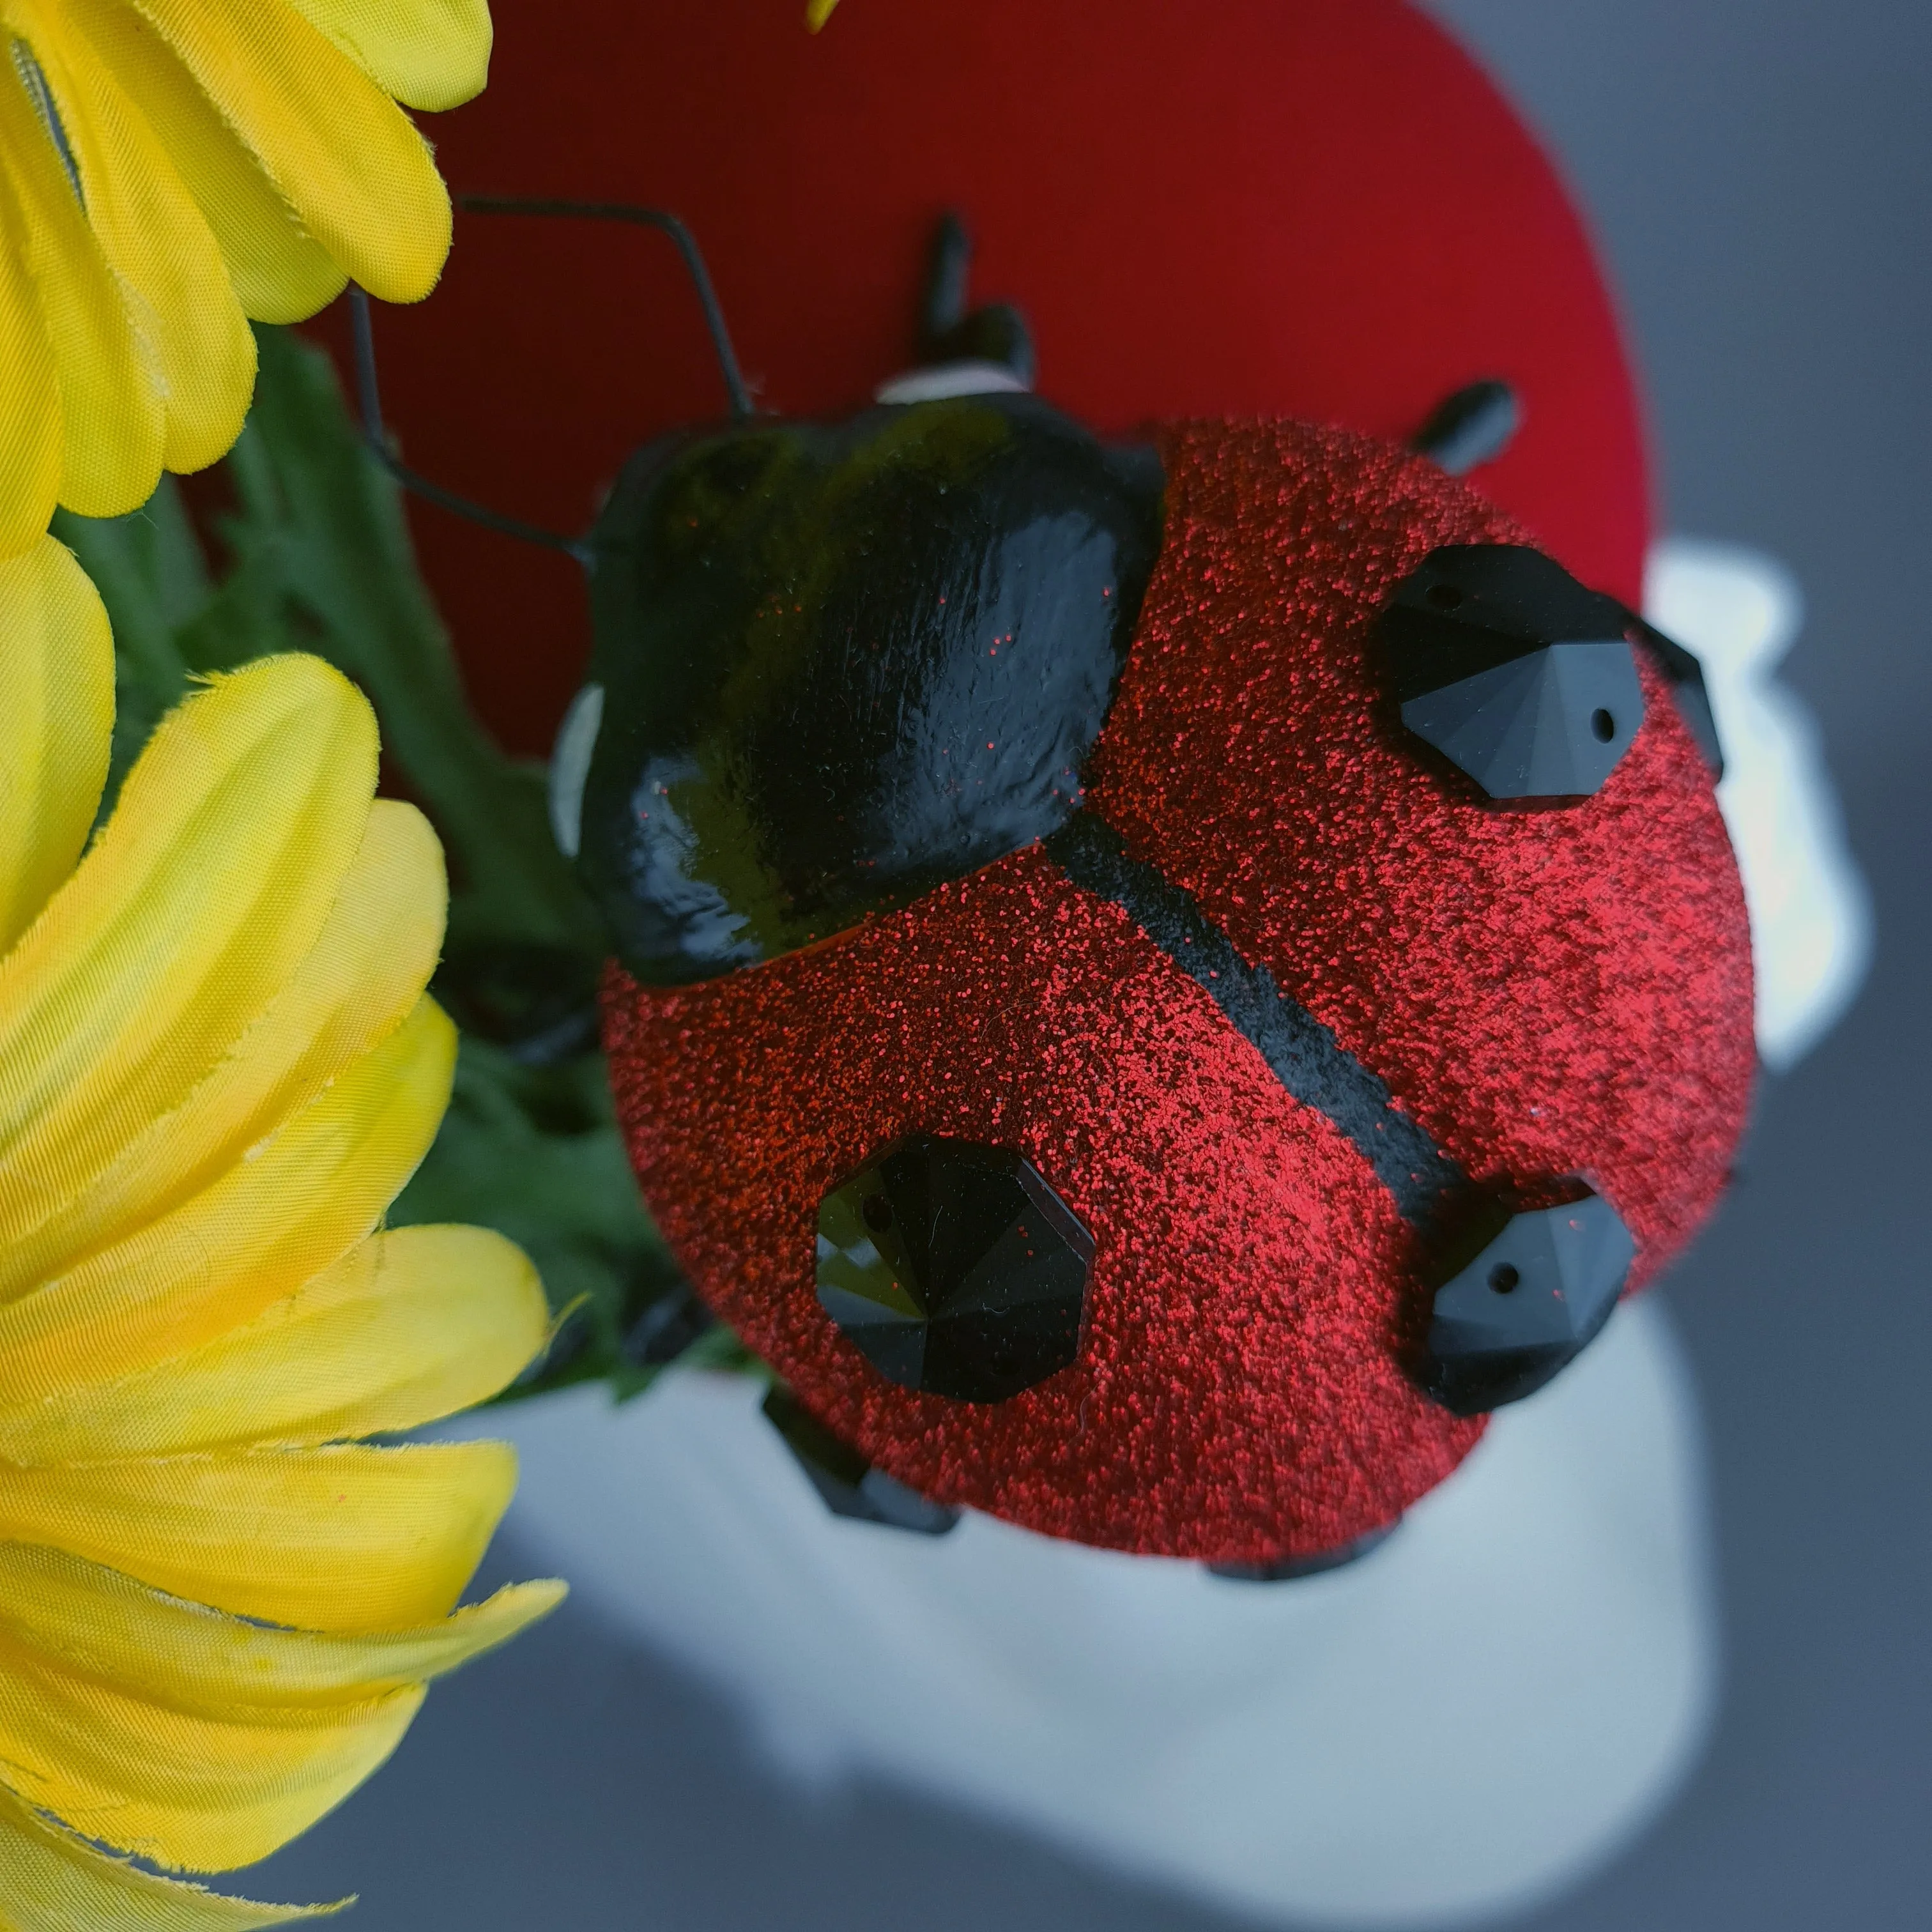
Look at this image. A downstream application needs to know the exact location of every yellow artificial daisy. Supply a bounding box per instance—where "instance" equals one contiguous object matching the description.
[0,0,492,556]
[0,533,561,1926]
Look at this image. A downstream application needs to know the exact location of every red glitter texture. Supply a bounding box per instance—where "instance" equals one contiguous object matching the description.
[604,850,1482,1563]
[1082,421,1755,1286]
[603,423,1754,1561]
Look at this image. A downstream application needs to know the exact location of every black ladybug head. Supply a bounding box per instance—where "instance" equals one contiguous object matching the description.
[557,392,1165,984]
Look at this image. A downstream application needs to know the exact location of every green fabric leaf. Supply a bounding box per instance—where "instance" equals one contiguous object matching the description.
[53,480,206,815]
[53,319,728,1400]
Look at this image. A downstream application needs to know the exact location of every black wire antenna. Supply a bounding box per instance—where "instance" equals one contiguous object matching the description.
[350,195,754,562]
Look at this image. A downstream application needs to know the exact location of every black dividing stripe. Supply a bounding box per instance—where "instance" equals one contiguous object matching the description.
[1041,811,1468,1233]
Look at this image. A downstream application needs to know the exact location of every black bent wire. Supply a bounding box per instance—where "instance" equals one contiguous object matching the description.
[349,195,753,560]
[350,286,589,560]
[459,196,753,420]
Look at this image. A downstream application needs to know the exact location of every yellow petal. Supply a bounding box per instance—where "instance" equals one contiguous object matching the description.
[64,0,344,325]
[0,537,112,953]
[128,0,452,303]
[0,35,164,517]
[0,1545,564,1710]
[0,1643,422,1871]
[0,1549,560,1871]
[0,1779,341,1930]
[0,166,63,557]
[0,995,456,1424]
[806,0,842,29]
[0,1442,520,1632]
[5,798,445,1302]
[1,1220,545,1460]
[0,654,378,1278]
[284,0,491,114]
[10,0,255,474]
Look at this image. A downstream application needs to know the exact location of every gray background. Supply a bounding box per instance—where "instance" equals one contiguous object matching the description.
[259,3,1931,1924]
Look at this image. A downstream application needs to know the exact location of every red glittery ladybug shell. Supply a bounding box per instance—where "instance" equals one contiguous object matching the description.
[597,411,1754,1565]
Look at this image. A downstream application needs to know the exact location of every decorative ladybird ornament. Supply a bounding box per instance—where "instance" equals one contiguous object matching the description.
[567,277,1752,1568]
[353,0,1754,1567]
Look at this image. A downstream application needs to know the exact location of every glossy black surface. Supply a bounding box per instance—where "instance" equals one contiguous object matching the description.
[579,394,1163,983]
[1630,612,1726,778]
[919,210,1037,383]
[1377,544,1647,799]
[430,940,602,1066]
[815,1134,1094,1404]
[1206,1524,1400,1583]
[1423,1190,1637,1415]
[620,1284,716,1370]
[1411,378,1522,475]
[761,1386,960,1536]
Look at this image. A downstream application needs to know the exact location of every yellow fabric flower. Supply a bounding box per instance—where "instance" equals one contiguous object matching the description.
[0,0,491,556]
[0,535,561,1927]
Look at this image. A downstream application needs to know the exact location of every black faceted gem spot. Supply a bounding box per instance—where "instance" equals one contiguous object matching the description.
[1378,545,1647,800]
[510,1301,592,1391]
[762,1386,959,1537]
[429,940,602,1065]
[620,1284,714,1370]
[1424,1190,1636,1416]
[816,1135,1093,1404]
[1628,613,1725,779]
[1208,1523,1399,1583]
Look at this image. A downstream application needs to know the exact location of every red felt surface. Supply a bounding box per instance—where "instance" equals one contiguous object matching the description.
[324,0,1651,756]
[602,425,1750,1560]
